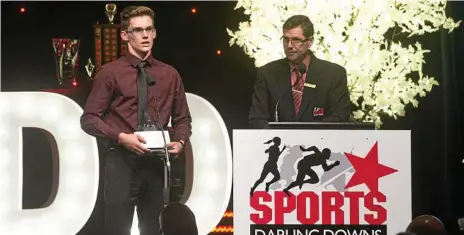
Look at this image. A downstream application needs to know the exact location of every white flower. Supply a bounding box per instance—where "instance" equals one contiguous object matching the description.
[227,0,461,128]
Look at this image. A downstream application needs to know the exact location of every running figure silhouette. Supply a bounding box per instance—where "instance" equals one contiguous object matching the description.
[283,145,339,196]
[250,137,287,196]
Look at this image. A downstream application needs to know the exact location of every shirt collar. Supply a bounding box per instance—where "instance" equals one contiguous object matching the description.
[125,52,157,67]
[290,53,311,72]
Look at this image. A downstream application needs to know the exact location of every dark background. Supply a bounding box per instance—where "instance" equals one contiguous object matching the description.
[1,1,464,234]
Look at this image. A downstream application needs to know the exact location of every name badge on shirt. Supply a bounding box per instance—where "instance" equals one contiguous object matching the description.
[304,83,316,88]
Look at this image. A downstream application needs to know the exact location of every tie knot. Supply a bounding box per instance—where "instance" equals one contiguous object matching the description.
[292,65,300,72]
[137,61,148,69]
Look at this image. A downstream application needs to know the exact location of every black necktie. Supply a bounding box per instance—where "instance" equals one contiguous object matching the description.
[137,61,148,131]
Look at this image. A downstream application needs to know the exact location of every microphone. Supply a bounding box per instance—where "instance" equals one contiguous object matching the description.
[274,62,307,122]
[149,75,171,206]
[147,75,156,86]
[297,62,307,75]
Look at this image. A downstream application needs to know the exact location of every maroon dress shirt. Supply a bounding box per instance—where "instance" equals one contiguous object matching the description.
[80,53,192,144]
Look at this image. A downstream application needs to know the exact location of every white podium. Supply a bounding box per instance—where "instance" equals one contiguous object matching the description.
[233,123,411,235]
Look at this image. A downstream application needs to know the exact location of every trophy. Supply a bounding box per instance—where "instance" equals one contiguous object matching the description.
[85,58,95,78]
[141,112,158,131]
[105,3,117,24]
[135,112,170,150]
[52,38,80,85]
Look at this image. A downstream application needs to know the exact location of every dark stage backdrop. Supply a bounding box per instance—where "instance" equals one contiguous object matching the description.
[1,1,463,235]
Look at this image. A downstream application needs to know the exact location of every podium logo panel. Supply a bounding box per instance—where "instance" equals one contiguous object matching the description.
[233,130,411,235]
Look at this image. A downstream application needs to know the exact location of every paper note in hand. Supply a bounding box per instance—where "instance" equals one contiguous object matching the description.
[135,130,170,149]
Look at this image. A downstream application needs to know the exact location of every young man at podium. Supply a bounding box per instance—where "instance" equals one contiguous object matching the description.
[248,15,351,129]
[80,5,192,235]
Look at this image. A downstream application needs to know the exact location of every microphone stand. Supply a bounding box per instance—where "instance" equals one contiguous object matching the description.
[275,100,281,122]
[150,107,171,207]
[146,76,171,207]
[275,69,306,122]
[160,127,171,207]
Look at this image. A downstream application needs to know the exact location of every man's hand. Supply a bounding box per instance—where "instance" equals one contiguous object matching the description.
[167,141,183,154]
[118,133,151,155]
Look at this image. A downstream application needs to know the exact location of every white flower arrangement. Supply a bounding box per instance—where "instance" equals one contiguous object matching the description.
[226,0,461,128]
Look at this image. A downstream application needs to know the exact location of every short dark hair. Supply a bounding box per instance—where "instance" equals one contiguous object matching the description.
[160,203,198,235]
[120,6,155,30]
[283,15,314,38]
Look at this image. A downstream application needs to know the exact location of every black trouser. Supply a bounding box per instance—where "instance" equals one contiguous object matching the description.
[103,147,165,235]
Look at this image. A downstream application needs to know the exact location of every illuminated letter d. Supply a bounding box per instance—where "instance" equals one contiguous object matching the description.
[0,92,99,235]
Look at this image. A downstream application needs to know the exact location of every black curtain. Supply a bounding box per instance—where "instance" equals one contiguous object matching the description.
[438,1,464,233]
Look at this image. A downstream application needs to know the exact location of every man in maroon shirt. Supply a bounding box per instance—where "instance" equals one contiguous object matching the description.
[80,6,192,235]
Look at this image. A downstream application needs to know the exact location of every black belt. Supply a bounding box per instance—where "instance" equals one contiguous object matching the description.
[108,145,166,160]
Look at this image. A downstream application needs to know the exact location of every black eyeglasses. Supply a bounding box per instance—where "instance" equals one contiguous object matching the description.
[125,26,155,35]
[281,36,311,46]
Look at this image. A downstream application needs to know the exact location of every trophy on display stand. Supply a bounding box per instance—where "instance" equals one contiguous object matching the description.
[93,3,128,71]
[52,38,80,85]
[105,3,117,24]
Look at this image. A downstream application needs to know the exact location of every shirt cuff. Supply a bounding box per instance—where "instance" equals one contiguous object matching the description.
[173,134,188,143]
[108,128,122,143]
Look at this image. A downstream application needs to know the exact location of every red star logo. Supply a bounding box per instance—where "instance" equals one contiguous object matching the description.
[344,141,398,192]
